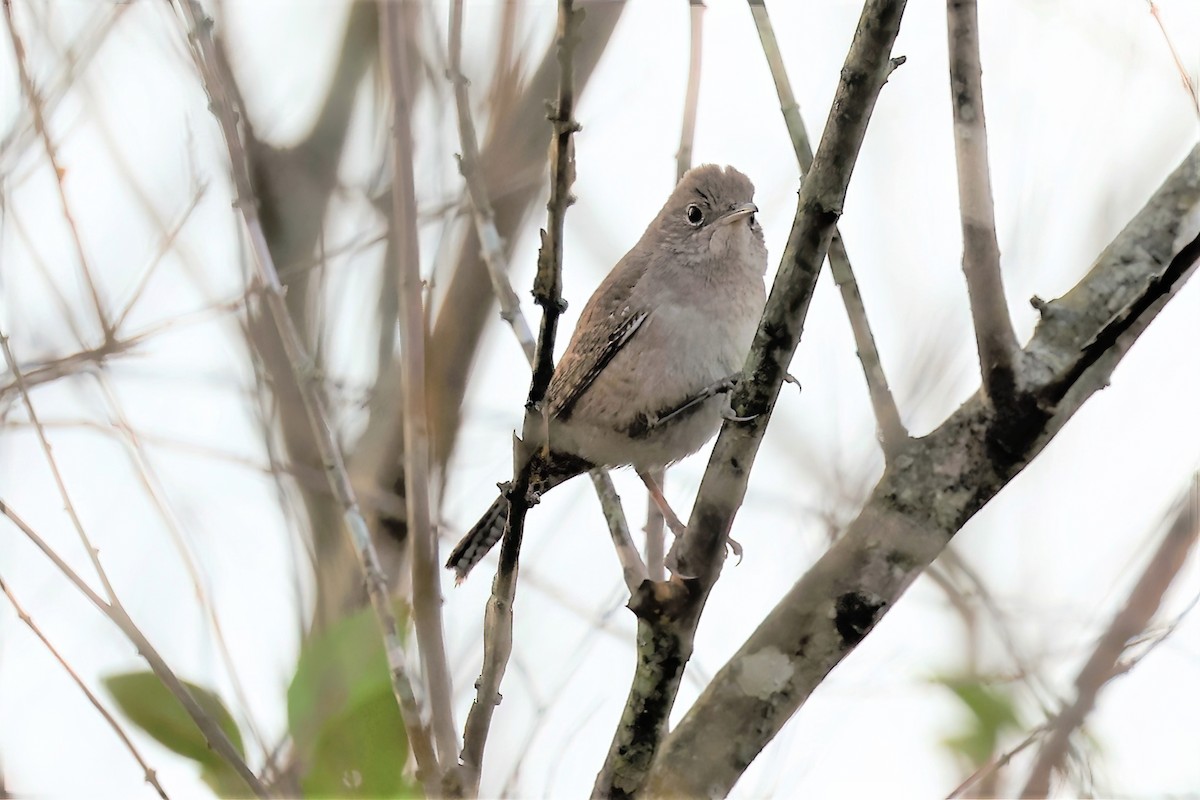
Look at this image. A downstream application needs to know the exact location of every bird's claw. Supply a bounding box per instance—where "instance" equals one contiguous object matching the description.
[721,406,758,423]
[726,535,743,564]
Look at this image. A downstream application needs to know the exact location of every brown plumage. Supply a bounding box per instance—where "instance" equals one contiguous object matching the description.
[447,164,767,580]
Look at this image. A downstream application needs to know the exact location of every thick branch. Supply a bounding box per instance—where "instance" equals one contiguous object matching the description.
[947,0,1019,400]
[593,3,911,796]
[643,143,1200,794]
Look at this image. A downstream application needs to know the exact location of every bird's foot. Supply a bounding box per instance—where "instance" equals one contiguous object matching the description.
[726,535,744,565]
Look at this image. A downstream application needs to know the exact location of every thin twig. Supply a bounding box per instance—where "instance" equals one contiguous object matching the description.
[0,570,170,800]
[946,0,1019,403]
[1147,0,1200,119]
[590,472,648,593]
[0,500,266,797]
[2,0,110,340]
[380,0,461,784]
[0,333,118,604]
[111,182,209,332]
[748,0,908,459]
[0,1,128,171]
[640,0,709,582]
[447,0,634,592]
[169,0,440,789]
[448,0,537,363]
[642,466,667,583]
[675,0,705,183]
[1020,476,1199,798]
[91,374,271,761]
[947,725,1046,799]
[460,1,581,792]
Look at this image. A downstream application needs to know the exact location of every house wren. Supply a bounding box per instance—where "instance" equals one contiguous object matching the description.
[447,164,767,580]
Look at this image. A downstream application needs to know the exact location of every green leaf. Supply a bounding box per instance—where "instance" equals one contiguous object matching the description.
[104,671,251,796]
[935,675,1022,767]
[289,605,421,798]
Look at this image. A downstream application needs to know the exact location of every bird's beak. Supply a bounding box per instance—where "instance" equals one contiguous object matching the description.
[717,202,758,225]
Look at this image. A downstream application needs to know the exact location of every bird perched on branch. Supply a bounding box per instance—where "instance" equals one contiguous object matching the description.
[447,164,767,580]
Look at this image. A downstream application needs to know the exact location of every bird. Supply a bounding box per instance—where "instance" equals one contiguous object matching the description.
[446,164,767,581]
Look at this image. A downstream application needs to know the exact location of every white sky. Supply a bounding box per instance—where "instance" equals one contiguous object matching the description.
[1,0,1198,797]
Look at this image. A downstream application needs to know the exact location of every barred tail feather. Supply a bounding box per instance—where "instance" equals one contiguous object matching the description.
[446,495,508,582]
[446,450,595,582]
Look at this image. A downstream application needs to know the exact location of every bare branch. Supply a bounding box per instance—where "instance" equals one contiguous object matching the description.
[461,1,581,791]
[426,0,627,470]
[380,2,460,780]
[0,570,169,799]
[947,0,1019,401]
[748,0,908,459]
[447,0,634,600]
[948,725,1046,799]
[170,0,440,788]
[0,500,265,797]
[590,472,649,593]
[641,0,709,583]
[1147,0,1199,118]
[675,0,705,184]
[2,0,110,339]
[593,2,911,795]
[640,143,1200,795]
[448,0,537,363]
[1020,474,1199,797]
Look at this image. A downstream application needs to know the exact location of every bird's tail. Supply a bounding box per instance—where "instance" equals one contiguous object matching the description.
[445,450,592,581]
[445,494,508,582]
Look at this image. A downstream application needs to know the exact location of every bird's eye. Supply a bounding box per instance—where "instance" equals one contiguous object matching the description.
[685,204,705,226]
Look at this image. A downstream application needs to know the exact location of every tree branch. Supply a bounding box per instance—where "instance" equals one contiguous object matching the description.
[171,0,440,789]
[448,0,537,364]
[640,0,709,584]
[642,143,1200,795]
[447,0,633,590]
[460,1,581,792]
[0,570,169,799]
[0,500,263,797]
[1020,474,1199,798]
[426,0,627,471]
[748,0,908,460]
[593,2,911,796]
[947,0,1019,402]
[380,1,460,781]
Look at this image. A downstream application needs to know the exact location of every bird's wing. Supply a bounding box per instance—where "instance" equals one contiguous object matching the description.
[549,303,648,422]
[545,253,653,422]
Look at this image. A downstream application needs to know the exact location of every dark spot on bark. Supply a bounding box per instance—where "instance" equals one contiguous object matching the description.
[793,633,810,659]
[835,591,885,647]
[987,383,1050,469]
[885,548,915,573]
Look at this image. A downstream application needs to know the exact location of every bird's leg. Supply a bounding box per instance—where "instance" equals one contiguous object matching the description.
[636,468,688,541]
[639,462,745,564]
[647,373,741,429]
